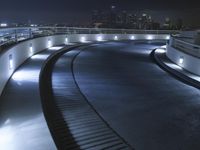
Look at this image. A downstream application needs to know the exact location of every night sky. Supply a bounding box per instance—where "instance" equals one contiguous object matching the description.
[0,0,199,26]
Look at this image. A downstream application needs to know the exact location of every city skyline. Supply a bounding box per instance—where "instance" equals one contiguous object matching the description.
[0,0,200,28]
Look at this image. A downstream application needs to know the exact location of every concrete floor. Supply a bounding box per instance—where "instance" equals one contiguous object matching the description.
[73,41,200,150]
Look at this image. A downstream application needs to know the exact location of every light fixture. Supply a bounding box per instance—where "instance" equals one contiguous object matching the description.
[65,37,68,44]
[0,23,7,27]
[179,56,184,64]
[81,36,86,42]
[131,36,135,40]
[114,36,118,40]
[29,43,33,55]
[166,35,170,40]
[9,54,13,70]
[97,36,102,41]
[147,35,153,40]
[48,39,52,47]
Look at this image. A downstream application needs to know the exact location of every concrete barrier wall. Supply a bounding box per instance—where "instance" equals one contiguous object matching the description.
[0,33,169,95]
[166,44,200,76]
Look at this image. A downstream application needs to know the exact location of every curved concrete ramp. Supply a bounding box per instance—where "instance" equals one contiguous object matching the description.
[0,50,57,150]
[73,41,200,150]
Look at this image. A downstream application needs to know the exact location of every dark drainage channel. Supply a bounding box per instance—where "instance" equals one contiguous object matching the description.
[39,44,133,150]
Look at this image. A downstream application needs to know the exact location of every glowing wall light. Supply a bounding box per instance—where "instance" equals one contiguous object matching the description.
[179,56,184,64]
[29,43,33,56]
[114,36,118,40]
[81,36,86,42]
[9,54,13,70]
[47,39,52,47]
[97,36,103,41]
[65,37,68,44]
[147,35,153,40]
[130,36,135,40]
[166,35,170,40]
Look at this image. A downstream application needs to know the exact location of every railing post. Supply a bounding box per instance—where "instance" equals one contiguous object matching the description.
[29,28,32,38]
[14,29,18,42]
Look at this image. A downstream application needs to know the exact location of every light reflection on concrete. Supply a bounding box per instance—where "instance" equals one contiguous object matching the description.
[48,46,63,51]
[31,54,49,60]
[0,114,55,150]
[0,50,57,150]
[12,69,40,83]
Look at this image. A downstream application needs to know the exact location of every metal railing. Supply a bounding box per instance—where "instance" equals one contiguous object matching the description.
[171,36,200,58]
[0,27,179,47]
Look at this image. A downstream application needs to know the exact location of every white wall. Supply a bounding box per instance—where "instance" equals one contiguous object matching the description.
[0,33,169,95]
[166,44,200,76]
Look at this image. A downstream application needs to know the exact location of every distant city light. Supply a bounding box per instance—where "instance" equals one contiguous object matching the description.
[114,36,118,40]
[30,24,37,27]
[0,23,8,27]
[179,56,184,64]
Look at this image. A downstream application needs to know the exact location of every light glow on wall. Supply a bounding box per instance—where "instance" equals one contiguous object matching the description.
[166,35,170,40]
[114,36,118,40]
[179,56,184,64]
[81,36,86,42]
[9,54,13,70]
[48,39,52,47]
[147,35,153,40]
[131,36,135,40]
[97,36,103,41]
[65,37,68,44]
[29,43,33,56]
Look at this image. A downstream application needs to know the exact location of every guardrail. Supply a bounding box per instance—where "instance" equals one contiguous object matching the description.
[170,36,200,58]
[0,27,179,47]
